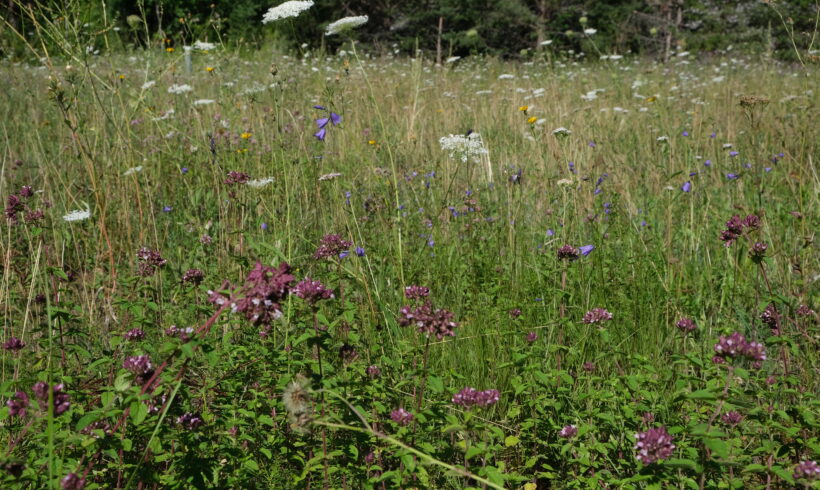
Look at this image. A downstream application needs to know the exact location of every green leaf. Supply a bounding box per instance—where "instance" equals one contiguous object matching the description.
[743,463,767,473]
[504,435,520,447]
[75,413,99,432]
[686,390,717,400]
[465,445,483,460]
[662,458,700,472]
[244,459,259,472]
[704,438,728,459]
[427,376,444,393]
[130,401,149,425]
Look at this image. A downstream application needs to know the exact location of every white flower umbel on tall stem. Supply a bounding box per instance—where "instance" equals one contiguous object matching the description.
[439,132,493,183]
[63,208,91,222]
[262,1,314,24]
[326,16,368,35]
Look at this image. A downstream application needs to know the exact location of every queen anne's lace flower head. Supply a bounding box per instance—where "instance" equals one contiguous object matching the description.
[262,1,314,24]
[326,15,369,35]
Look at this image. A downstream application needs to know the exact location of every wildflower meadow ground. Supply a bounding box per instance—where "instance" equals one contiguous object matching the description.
[0,13,818,489]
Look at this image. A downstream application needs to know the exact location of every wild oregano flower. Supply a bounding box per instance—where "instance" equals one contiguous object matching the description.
[719,214,761,247]
[404,285,430,300]
[293,277,334,304]
[452,387,500,408]
[6,391,30,418]
[398,302,458,339]
[749,242,768,263]
[313,234,352,260]
[123,355,154,384]
[123,329,145,341]
[793,460,820,481]
[208,262,295,328]
[712,332,767,368]
[675,317,697,333]
[177,412,204,430]
[32,381,70,416]
[558,425,578,438]
[224,171,250,185]
[390,407,414,426]
[136,247,167,277]
[721,411,743,427]
[760,304,780,334]
[60,472,87,490]
[634,426,675,464]
[582,308,613,324]
[2,337,25,352]
[557,245,580,261]
[182,268,204,285]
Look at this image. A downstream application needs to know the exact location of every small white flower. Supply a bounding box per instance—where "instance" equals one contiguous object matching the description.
[123,166,143,176]
[326,15,368,35]
[584,28,597,35]
[193,99,215,106]
[262,1,314,24]
[498,74,515,80]
[168,84,193,94]
[246,177,275,188]
[439,133,489,163]
[141,80,156,90]
[638,107,648,112]
[557,179,573,186]
[552,127,571,135]
[445,56,461,63]
[657,136,669,142]
[318,172,342,181]
[193,40,216,51]
[722,143,733,149]
[63,209,91,222]
[539,40,553,46]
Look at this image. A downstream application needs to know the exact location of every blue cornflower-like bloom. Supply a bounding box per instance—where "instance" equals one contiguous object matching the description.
[704,160,711,167]
[579,244,595,256]
[355,247,365,257]
[729,151,739,157]
[681,181,691,192]
[726,173,739,180]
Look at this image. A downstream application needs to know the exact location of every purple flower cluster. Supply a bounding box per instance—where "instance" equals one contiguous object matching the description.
[558,425,578,439]
[177,412,204,430]
[760,304,780,334]
[721,411,743,427]
[293,277,334,305]
[366,365,381,378]
[582,308,613,324]
[719,214,760,247]
[182,268,204,285]
[209,262,295,328]
[796,304,815,317]
[793,460,819,481]
[398,302,458,340]
[123,328,146,341]
[7,391,30,417]
[136,247,167,277]
[675,317,697,333]
[390,407,413,426]
[32,382,71,416]
[313,234,352,260]
[556,245,579,261]
[451,387,501,408]
[748,242,768,263]
[123,355,154,384]
[166,325,194,341]
[404,285,430,300]
[2,336,25,352]
[5,185,46,225]
[313,107,341,141]
[61,472,86,490]
[225,171,250,185]
[712,332,767,368]
[634,426,675,464]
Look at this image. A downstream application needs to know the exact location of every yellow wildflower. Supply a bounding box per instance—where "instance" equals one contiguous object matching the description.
[240,132,252,140]
[646,96,656,103]
[205,66,215,73]
[166,47,174,53]
[527,116,537,124]
[519,105,529,112]
[118,74,125,80]
[368,140,376,145]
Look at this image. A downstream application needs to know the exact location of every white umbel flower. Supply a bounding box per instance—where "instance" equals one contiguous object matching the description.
[318,172,342,181]
[326,15,368,35]
[63,208,91,222]
[123,166,143,176]
[439,133,489,164]
[168,84,193,94]
[552,127,571,136]
[193,99,215,106]
[246,177,275,188]
[584,28,597,35]
[262,1,314,23]
[141,80,156,90]
[192,40,216,51]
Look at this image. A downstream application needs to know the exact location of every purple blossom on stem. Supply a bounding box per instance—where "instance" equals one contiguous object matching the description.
[451,387,500,408]
[559,425,578,438]
[32,382,70,416]
[681,181,691,193]
[6,391,30,418]
[293,277,334,304]
[634,426,675,464]
[721,411,743,427]
[177,412,204,430]
[713,332,767,368]
[793,460,820,481]
[404,285,430,300]
[582,308,613,324]
[366,365,381,378]
[2,337,25,352]
[398,302,458,339]
[136,247,167,276]
[390,407,413,426]
[749,242,768,263]
[760,304,780,334]
[225,171,250,185]
[676,317,697,333]
[208,262,295,329]
[123,355,154,384]
[557,245,580,261]
[526,331,538,342]
[124,329,146,341]
[182,268,204,285]
[61,473,86,490]
[314,234,352,260]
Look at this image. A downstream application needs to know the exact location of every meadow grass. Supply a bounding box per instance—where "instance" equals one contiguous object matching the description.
[0,43,818,488]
